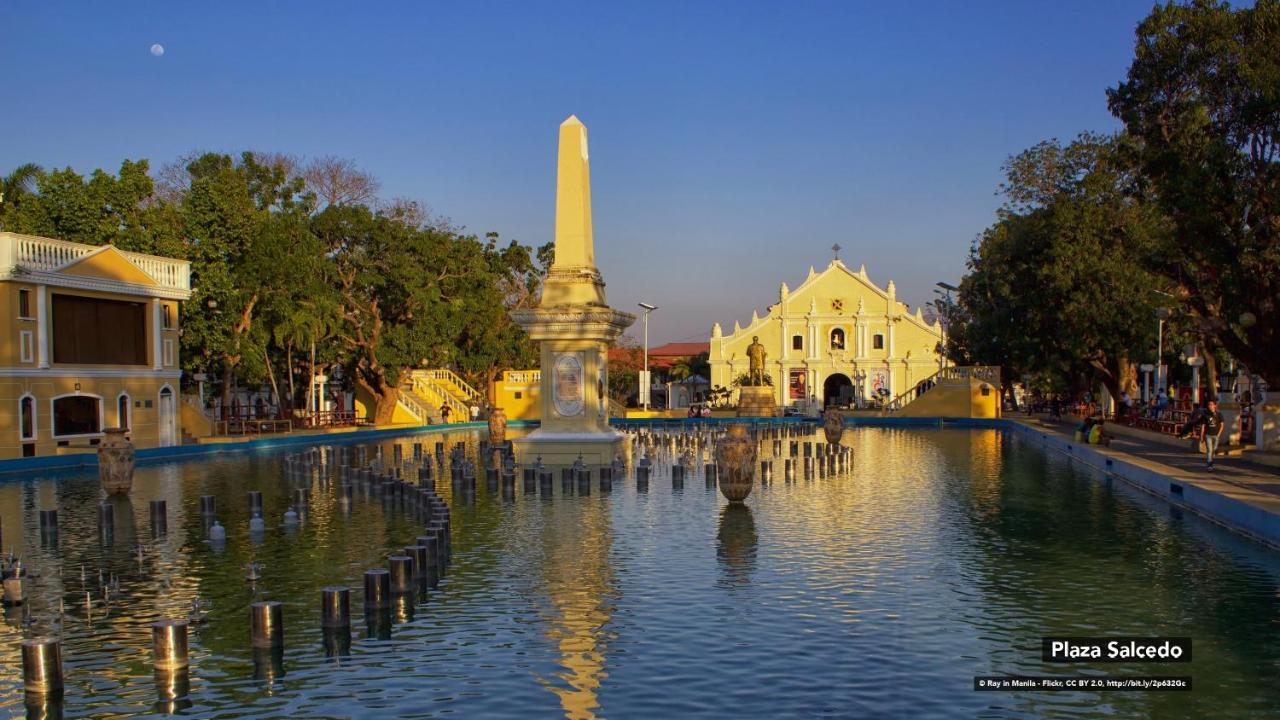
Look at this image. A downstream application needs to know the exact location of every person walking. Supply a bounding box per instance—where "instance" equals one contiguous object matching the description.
[1180,399,1225,471]
[1201,399,1225,471]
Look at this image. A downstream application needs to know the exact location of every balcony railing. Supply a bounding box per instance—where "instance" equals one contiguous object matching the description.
[0,232,191,292]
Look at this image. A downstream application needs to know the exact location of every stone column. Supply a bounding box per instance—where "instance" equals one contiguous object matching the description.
[151,298,163,370]
[1256,403,1280,452]
[36,284,49,368]
[1217,393,1242,445]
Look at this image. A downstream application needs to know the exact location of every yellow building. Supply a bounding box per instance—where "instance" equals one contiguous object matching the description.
[491,369,542,421]
[709,258,944,410]
[0,232,191,459]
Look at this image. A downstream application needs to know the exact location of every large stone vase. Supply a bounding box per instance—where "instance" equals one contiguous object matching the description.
[823,408,845,448]
[715,424,757,503]
[98,428,135,496]
[487,407,508,447]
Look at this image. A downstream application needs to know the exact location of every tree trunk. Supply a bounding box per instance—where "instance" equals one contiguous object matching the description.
[220,365,234,421]
[285,342,296,414]
[357,376,399,425]
[263,348,281,419]
[1202,343,1219,399]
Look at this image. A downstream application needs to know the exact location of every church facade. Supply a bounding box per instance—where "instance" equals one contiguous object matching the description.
[708,259,944,410]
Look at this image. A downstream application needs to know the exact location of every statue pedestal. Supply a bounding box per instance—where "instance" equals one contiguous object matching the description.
[737,386,778,417]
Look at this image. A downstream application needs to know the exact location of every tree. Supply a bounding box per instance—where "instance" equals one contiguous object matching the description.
[1108,0,1280,384]
[179,152,313,417]
[0,163,42,226]
[949,134,1168,401]
[304,156,379,207]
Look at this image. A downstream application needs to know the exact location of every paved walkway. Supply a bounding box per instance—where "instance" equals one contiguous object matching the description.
[1026,416,1280,498]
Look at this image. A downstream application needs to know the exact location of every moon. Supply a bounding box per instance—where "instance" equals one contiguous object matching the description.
[150,43,165,57]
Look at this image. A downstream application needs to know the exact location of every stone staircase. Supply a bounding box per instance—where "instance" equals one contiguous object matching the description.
[885,366,1001,418]
[399,369,484,423]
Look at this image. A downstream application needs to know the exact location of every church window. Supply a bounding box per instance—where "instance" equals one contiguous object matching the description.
[792,335,803,351]
[873,334,885,350]
[830,328,845,350]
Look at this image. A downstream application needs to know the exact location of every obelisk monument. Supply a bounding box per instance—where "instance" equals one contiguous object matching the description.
[510,116,635,464]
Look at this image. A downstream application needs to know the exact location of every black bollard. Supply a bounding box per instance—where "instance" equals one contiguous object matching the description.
[364,569,391,611]
[250,601,284,649]
[321,586,351,629]
[152,619,189,671]
[21,638,63,695]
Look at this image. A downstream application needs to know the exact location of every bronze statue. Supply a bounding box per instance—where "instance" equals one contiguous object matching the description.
[746,335,767,386]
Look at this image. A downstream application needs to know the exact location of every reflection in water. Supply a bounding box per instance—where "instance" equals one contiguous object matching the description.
[153,668,192,715]
[537,497,616,720]
[716,504,757,589]
[0,427,1277,719]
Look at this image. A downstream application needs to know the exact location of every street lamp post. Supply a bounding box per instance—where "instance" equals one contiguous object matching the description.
[638,303,657,411]
[935,282,958,371]
[1155,307,1171,394]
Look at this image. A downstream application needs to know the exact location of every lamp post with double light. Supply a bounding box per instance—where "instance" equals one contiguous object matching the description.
[638,303,657,411]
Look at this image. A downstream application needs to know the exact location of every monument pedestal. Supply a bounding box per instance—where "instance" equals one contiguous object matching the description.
[508,115,636,466]
[737,386,778,417]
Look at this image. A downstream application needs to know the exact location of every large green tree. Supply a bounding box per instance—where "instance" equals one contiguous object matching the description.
[950,134,1168,401]
[179,152,315,417]
[1108,0,1280,384]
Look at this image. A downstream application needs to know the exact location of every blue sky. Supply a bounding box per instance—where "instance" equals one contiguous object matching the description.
[1,1,1155,344]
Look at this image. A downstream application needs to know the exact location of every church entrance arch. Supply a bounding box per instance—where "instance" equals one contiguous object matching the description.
[823,373,853,408]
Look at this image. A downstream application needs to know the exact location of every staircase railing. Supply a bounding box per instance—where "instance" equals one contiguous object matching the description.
[886,369,943,412]
[395,389,432,424]
[405,375,469,420]
[409,369,482,405]
[885,366,1001,413]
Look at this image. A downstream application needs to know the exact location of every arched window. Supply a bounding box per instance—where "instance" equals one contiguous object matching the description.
[117,393,131,431]
[830,328,845,350]
[19,395,35,441]
[873,334,885,350]
[52,394,102,438]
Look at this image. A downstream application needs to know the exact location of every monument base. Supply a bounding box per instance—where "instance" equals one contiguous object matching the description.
[512,429,628,466]
[737,386,778,417]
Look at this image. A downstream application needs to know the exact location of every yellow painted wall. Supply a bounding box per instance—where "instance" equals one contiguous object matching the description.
[0,375,179,458]
[354,385,423,426]
[61,246,160,286]
[492,369,541,421]
[897,378,1001,419]
[180,397,214,439]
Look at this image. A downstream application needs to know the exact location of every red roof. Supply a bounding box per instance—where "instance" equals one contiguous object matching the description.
[648,342,709,357]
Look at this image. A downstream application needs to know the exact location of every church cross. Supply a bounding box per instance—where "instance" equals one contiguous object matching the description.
[831,243,842,260]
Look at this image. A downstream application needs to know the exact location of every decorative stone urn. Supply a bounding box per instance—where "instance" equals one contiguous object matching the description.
[823,408,845,448]
[98,428,135,496]
[487,407,508,448]
[715,424,757,503]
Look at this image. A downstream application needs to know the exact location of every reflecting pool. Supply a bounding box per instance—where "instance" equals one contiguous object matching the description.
[0,425,1277,719]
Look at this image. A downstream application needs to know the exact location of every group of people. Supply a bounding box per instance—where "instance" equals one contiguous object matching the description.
[438,403,483,424]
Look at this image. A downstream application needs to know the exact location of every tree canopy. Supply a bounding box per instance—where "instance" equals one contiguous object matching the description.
[1108,0,1280,384]
[0,151,547,422]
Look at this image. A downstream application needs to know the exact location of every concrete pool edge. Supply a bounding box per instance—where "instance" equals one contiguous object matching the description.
[4,415,1275,552]
[1004,419,1280,551]
[0,421,526,475]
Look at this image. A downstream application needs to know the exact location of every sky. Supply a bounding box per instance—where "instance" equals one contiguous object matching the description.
[1,1,1156,345]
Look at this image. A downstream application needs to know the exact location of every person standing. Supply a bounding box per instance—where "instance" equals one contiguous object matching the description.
[469,403,480,422]
[441,404,452,424]
[1201,399,1225,471]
